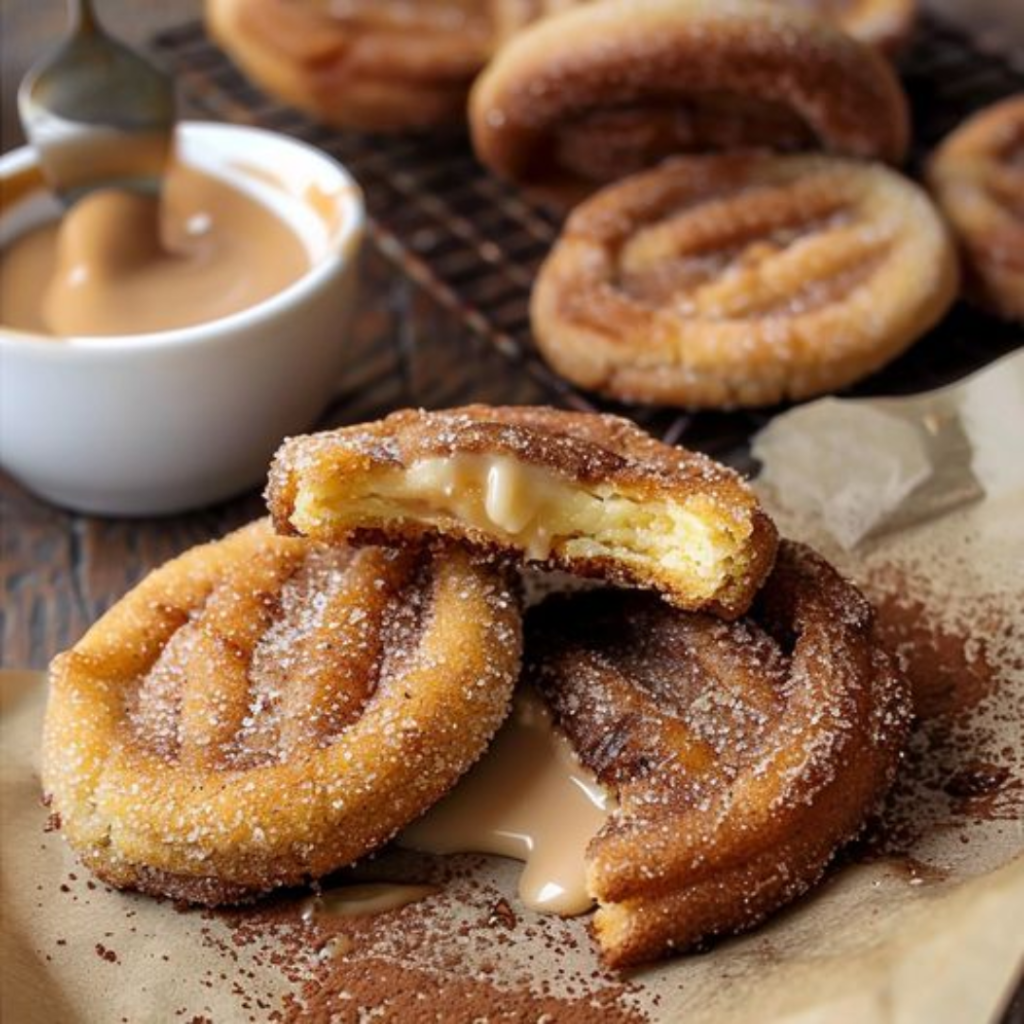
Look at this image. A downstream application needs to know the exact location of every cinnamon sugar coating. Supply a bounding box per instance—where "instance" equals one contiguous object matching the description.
[927,95,1024,322]
[268,405,778,619]
[496,0,916,55]
[42,520,522,905]
[531,153,958,408]
[205,0,591,132]
[529,541,911,967]
[469,0,909,195]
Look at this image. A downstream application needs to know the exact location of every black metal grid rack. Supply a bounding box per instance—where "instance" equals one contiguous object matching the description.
[150,16,1023,469]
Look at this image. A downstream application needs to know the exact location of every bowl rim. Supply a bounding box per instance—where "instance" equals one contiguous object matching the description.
[0,120,365,357]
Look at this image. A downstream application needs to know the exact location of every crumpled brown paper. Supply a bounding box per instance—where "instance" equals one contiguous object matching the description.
[3,355,1022,1023]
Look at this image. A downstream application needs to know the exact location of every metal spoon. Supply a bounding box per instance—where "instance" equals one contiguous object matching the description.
[17,0,176,205]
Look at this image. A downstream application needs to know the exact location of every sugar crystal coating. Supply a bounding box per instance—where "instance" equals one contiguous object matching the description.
[42,520,523,905]
[528,540,911,967]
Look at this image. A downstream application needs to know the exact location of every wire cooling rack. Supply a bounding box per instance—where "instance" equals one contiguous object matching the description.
[150,16,1023,469]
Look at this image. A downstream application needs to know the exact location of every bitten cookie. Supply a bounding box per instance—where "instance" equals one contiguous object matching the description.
[268,405,778,619]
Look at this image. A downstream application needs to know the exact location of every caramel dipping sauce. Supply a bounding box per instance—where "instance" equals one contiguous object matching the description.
[401,689,613,916]
[0,162,310,337]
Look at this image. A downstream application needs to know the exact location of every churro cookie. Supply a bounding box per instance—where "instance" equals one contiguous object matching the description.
[206,0,599,131]
[928,95,1024,322]
[470,0,909,196]
[207,0,495,131]
[529,541,911,967]
[532,153,958,407]
[268,405,777,619]
[497,0,916,54]
[43,520,521,904]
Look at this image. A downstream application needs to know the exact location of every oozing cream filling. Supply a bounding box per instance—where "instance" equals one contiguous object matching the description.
[295,455,742,587]
[400,689,613,916]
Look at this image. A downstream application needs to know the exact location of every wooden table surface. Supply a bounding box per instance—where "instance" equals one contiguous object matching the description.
[2,1,1022,670]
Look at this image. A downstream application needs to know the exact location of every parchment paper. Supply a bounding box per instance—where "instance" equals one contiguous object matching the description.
[3,355,1023,1023]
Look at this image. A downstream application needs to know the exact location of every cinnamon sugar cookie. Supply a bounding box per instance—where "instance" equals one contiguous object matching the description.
[497,0,916,53]
[206,0,600,131]
[469,0,909,196]
[268,405,777,619]
[928,95,1024,322]
[43,520,521,904]
[529,541,911,967]
[531,153,958,408]
[207,0,494,131]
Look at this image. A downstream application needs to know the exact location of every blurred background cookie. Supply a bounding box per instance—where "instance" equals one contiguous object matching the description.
[927,94,1024,322]
[490,0,587,45]
[205,0,604,132]
[531,153,958,408]
[775,0,916,53]
[498,0,917,54]
[207,0,495,131]
[470,0,909,198]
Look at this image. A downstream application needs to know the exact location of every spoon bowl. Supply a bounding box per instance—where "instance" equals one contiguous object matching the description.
[17,0,175,204]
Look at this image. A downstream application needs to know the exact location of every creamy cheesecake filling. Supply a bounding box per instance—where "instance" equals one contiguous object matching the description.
[293,454,746,589]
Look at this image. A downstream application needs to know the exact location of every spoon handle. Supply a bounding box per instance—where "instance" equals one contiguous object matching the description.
[68,0,98,33]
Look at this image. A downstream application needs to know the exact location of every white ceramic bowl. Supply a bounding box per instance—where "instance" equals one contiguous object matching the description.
[0,121,364,516]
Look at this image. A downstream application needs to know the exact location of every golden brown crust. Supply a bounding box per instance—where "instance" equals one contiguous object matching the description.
[494,0,917,53]
[927,95,1024,322]
[42,520,522,905]
[469,0,909,194]
[496,0,917,54]
[206,0,495,131]
[529,541,911,967]
[205,0,599,132]
[531,153,959,408]
[267,405,778,619]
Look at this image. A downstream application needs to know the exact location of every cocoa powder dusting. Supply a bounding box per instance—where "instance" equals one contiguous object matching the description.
[191,852,647,1022]
[490,897,519,931]
[282,956,645,1023]
[871,584,998,719]
[859,576,1023,857]
[760,493,1024,872]
[95,943,118,963]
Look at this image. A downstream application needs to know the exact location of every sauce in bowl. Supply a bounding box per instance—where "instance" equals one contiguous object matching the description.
[0,161,309,337]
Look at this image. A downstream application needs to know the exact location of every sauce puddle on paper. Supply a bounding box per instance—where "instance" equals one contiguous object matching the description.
[400,688,614,916]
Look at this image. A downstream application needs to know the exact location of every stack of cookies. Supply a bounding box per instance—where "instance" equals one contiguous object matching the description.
[42,405,911,967]
[206,0,918,134]
[468,0,1023,406]
[209,0,1023,409]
